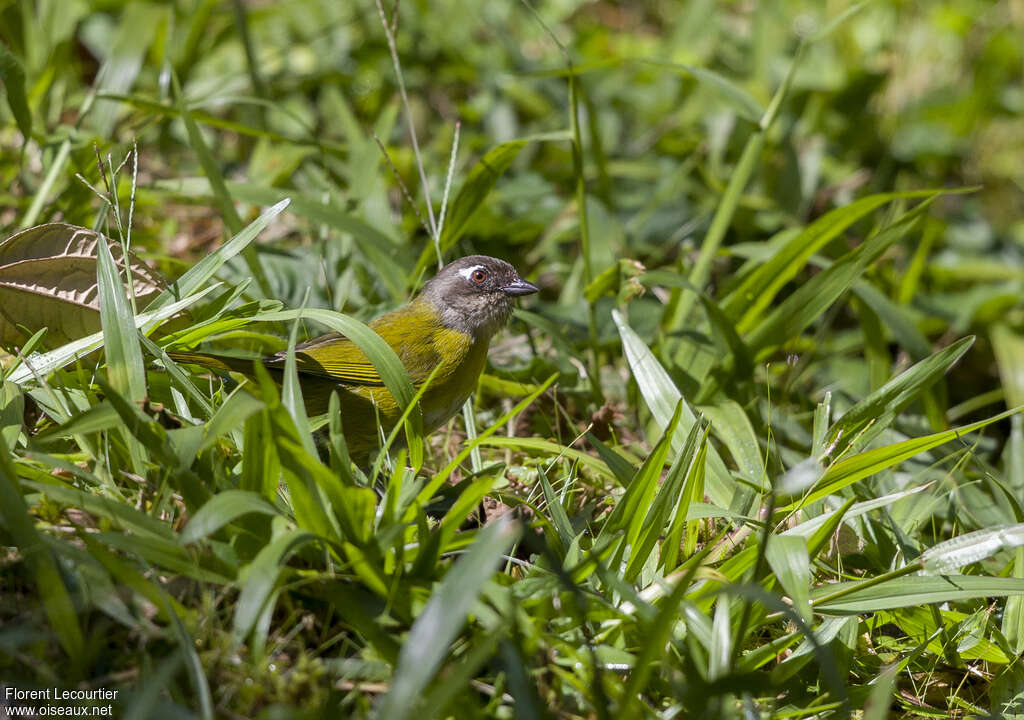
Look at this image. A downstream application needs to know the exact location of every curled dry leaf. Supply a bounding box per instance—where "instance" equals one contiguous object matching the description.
[0,223,167,348]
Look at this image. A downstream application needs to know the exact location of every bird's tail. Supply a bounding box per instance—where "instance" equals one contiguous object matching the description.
[167,351,262,377]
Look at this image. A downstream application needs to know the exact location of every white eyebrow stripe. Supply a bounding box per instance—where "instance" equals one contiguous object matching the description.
[458,265,486,280]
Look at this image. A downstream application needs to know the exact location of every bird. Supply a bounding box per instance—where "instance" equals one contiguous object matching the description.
[168,255,538,458]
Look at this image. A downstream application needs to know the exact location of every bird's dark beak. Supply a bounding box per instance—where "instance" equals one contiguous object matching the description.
[502,278,539,296]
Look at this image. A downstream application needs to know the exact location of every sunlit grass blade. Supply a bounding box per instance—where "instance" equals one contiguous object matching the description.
[765,535,812,623]
[920,523,1024,574]
[147,199,289,311]
[96,233,146,403]
[8,285,217,385]
[786,406,1024,512]
[612,309,733,506]
[814,575,1024,614]
[374,516,518,720]
[826,336,974,458]
[723,190,962,330]
[746,202,930,357]
[625,420,706,582]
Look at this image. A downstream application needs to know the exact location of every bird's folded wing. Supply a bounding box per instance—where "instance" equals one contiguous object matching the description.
[265,333,388,387]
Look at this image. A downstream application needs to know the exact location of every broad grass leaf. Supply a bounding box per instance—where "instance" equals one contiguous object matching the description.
[813,575,1024,614]
[724,190,956,330]
[7,285,217,385]
[181,491,281,544]
[826,336,974,458]
[0,381,23,447]
[626,421,705,581]
[375,516,518,720]
[586,433,637,486]
[920,523,1024,574]
[709,593,732,681]
[0,224,166,348]
[96,234,149,474]
[746,204,929,356]
[197,387,264,455]
[669,435,709,564]
[539,466,574,552]
[280,305,318,458]
[599,400,682,549]
[612,309,733,506]
[700,400,768,495]
[1006,547,1024,656]
[96,233,147,403]
[0,436,84,659]
[766,535,812,622]
[788,405,1024,511]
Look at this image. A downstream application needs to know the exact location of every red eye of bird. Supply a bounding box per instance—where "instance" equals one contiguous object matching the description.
[471,269,487,283]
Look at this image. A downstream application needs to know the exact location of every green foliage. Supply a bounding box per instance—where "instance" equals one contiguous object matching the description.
[2,1,1024,718]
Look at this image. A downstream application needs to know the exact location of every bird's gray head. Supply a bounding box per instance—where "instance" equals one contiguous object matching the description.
[418,255,538,339]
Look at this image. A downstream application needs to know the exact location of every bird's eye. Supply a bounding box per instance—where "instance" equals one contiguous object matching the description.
[471,269,487,284]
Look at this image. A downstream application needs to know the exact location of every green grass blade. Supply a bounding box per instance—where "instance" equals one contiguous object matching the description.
[814,575,1024,614]
[787,406,1023,511]
[147,199,289,311]
[374,516,518,720]
[724,190,956,329]
[920,523,1024,575]
[0,435,84,659]
[765,535,812,623]
[826,336,974,458]
[747,204,929,356]
[612,309,733,506]
[96,232,146,403]
[180,490,280,544]
[233,529,319,643]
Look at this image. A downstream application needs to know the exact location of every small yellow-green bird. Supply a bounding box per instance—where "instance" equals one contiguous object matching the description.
[170,255,537,457]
